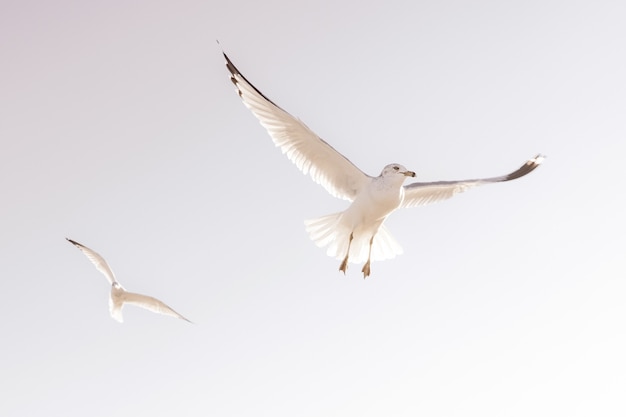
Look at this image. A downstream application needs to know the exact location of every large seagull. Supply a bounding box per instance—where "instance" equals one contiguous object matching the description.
[224,51,544,277]
[67,238,191,323]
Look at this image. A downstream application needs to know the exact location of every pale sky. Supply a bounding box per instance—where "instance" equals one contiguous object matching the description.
[1,1,625,416]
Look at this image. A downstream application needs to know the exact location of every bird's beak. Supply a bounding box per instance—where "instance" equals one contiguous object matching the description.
[404,171,416,177]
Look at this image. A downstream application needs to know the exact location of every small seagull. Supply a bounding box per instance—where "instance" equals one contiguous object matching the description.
[66,238,191,323]
[223,51,544,278]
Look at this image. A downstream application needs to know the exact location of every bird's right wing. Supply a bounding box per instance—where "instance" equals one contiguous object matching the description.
[66,238,118,285]
[122,291,191,323]
[401,154,544,208]
[224,51,371,201]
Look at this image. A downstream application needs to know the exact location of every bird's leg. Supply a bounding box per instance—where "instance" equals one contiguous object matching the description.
[361,236,375,278]
[339,233,354,274]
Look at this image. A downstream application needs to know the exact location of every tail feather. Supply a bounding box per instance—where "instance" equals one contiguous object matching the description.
[373,225,404,260]
[305,213,341,247]
[109,297,124,323]
[304,213,403,264]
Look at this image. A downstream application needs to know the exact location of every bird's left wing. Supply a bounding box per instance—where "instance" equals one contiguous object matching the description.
[66,238,118,285]
[401,154,544,208]
[224,51,371,201]
[122,291,191,323]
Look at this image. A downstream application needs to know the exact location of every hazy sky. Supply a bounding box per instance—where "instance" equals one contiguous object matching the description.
[2,1,625,416]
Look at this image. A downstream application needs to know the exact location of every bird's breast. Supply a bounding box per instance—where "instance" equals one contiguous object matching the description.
[348,181,404,223]
[371,179,404,205]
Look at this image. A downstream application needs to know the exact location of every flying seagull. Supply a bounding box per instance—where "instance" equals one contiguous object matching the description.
[223,51,544,277]
[66,238,191,323]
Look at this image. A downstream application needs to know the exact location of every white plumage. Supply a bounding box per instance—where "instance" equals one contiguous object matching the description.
[67,238,191,323]
[224,51,543,277]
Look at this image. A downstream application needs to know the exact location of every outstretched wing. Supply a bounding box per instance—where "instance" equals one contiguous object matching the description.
[224,51,371,201]
[401,154,544,208]
[122,291,191,323]
[66,238,118,285]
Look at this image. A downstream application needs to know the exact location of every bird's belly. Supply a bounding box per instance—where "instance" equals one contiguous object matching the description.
[344,190,401,231]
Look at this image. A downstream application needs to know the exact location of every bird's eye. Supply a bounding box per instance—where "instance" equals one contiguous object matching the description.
[393,166,399,171]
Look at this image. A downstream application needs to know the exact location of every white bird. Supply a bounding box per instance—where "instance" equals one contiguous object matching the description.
[66,238,191,323]
[224,51,544,277]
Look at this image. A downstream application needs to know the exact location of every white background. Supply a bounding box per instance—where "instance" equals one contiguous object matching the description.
[2,1,624,416]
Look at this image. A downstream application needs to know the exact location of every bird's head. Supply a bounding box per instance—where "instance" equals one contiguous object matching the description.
[381,164,416,180]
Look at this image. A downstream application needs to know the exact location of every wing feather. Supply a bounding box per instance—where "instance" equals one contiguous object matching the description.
[122,291,191,322]
[401,154,544,208]
[66,238,118,285]
[224,52,370,201]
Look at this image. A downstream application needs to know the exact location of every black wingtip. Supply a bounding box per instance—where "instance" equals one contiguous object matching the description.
[223,51,239,78]
[222,49,282,109]
[66,238,85,249]
[504,154,545,181]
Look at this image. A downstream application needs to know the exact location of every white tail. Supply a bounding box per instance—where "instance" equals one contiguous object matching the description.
[304,213,403,264]
[108,297,124,323]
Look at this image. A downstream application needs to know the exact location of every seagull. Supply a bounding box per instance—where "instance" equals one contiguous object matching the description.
[223,51,544,278]
[66,238,191,323]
